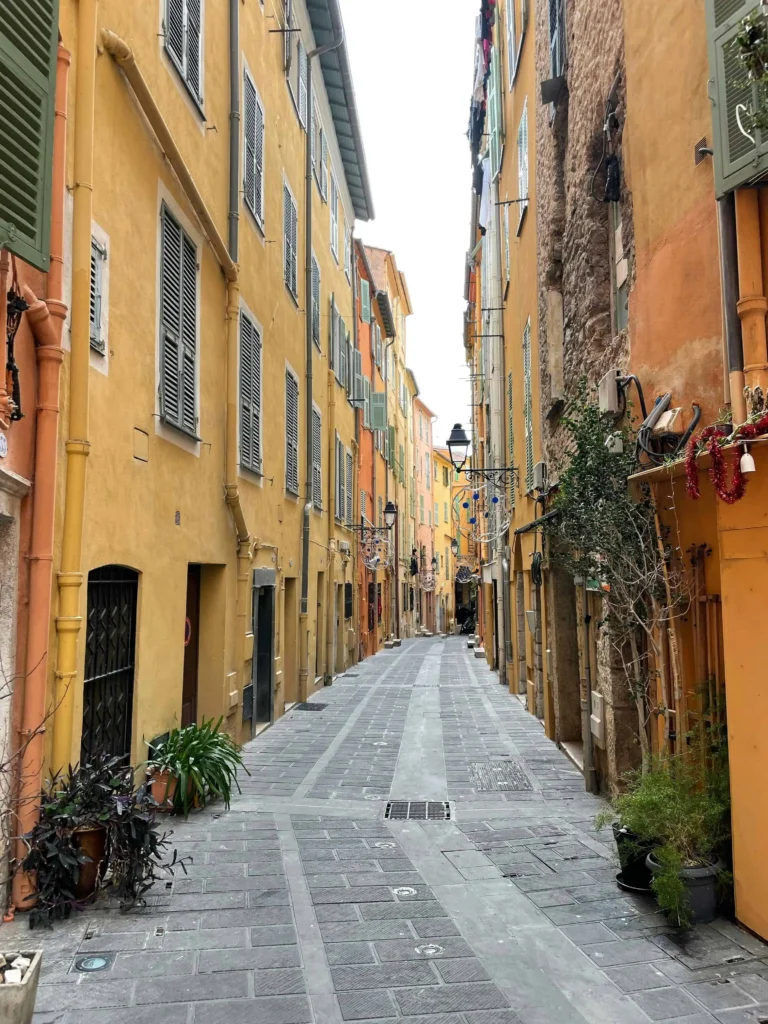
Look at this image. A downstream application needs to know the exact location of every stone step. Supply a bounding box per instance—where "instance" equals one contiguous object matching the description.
[473,646,486,658]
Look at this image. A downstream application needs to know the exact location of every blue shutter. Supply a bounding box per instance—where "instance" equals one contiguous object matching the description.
[0,0,59,270]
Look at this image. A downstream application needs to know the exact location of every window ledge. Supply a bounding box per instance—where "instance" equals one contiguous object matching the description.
[165,47,206,120]
[159,415,201,443]
[244,201,265,238]
[285,284,300,308]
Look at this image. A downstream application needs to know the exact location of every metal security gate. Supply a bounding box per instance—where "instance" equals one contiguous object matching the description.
[81,566,139,763]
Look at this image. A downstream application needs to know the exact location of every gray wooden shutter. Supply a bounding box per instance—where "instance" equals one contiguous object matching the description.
[89,239,105,353]
[507,370,516,507]
[523,320,533,491]
[312,408,322,508]
[346,451,353,525]
[329,294,336,368]
[360,279,371,323]
[346,332,354,397]
[298,40,308,127]
[244,73,257,217]
[353,349,363,404]
[180,233,197,433]
[240,312,262,472]
[285,369,299,493]
[166,0,185,68]
[312,256,321,345]
[338,317,346,385]
[283,0,293,72]
[284,185,297,296]
[549,0,566,79]
[0,0,59,270]
[336,435,345,520]
[311,100,317,169]
[321,130,328,200]
[159,204,196,434]
[186,0,202,101]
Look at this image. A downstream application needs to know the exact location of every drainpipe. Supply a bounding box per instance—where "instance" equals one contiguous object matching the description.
[581,581,598,794]
[12,45,71,907]
[717,194,746,424]
[52,0,99,769]
[735,189,768,401]
[352,256,360,660]
[299,26,345,700]
[228,0,240,260]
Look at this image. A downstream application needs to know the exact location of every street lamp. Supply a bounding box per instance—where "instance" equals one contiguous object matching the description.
[446,423,471,472]
[431,555,438,572]
[383,501,397,529]
[451,538,459,556]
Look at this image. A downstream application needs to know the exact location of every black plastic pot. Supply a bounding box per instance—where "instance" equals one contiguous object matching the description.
[646,852,723,925]
[613,824,655,891]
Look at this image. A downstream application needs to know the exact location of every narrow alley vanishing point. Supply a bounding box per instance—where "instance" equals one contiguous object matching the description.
[11,640,768,1024]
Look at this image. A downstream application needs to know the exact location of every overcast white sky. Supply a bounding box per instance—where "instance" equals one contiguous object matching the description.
[339,0,476,448]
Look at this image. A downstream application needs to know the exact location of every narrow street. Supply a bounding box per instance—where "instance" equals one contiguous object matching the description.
[14,639,768,1024]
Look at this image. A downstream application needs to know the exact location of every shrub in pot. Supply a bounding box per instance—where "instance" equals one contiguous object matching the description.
[145,717,248,818]
[21,754,189,927]
[605,748,731,928]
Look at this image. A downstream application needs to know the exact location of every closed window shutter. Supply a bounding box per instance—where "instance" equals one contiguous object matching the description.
[370,392,387,431]
[285,370,299,493]
[346,334,354,397]
[312,408,322,508]
[320,131,328,200]
[338,317,346,386]
[311,256,321,345]
[244,74,264,224]
[240,311,262,472]
[160,205,197,435]
[336,436,345,521]
[333,305,340,375]
[388,425,396,467]
[89,240,105,353]
[507,0,517,85]
[283,0,293,71]
[360,490,366,522]
[488,46,503,180]
[507,370,516,506]
[523,320,533,491]
[363,377,371,428]
[284,185,297,297]
[166,0,185,67]
[0,0,59,270]
[329,294,336,368]
[346,450,353,525]
[311,101,317,170]
[298,40,308,127]
[330,174,338,258]
[180,234,197,433]
[420,494,424,523]
[186,0,202,101]
[353,349,363,404]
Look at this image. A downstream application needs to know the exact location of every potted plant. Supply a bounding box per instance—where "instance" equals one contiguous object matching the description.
[20,756,189,927]
[594,812,655,892]
[604,749,731,928]
[0,951,43,1024]
[145,717,248,818]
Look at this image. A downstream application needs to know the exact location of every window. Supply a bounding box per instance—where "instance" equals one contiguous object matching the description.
[428,509,432,527]
[0,0,58,271]
[311,255,321,347]
[425,454,430,489]
[377,582,382,622]
[549,0,566,79]
[504,202,511,286]
[353,349,363,408]
[311,102,328,198]
[434,502,439,523]
[363,377,371,429]
[517,99,529,231]
[444,502,449,523]
[329,294,339,371]
[506,0,517,86]
[360,279,371,323]
[159,204,198,436]
[90,238,107,354]
[434,461,438,481]
[312,407,322,509]
[239,311,262,473]
[346,450,353,525]
[338,317,347,387]
[330,172,339,261]
[360,489,367,521]
[508,370,516,507]
[523,319,533,492]
[420,494,425,524]
[284,4,307,128]
[335,434,345,522]
[378,496,383,528]
[611,202,629,333]
[419,412,423,439]
[443,466,450,487]
[283,182,298,299]
[344,582,353,620]
[285,368,299,494]
[344,219,351,279]
[488,45,503,181]
[244,71,265,226]
[165,0,203,107]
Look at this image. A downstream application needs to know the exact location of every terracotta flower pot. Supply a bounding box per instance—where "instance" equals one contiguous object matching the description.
[150,770,178,811]
[73,826,107,900]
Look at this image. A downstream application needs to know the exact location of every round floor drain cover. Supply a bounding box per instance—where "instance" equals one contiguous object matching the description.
[75,955,112,972]
[416,943,444,957]
[373,742,388,747]
[374,841,396,849]
[392,886,417,897]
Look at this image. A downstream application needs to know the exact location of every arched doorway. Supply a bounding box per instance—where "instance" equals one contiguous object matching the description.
[80,565,139,763]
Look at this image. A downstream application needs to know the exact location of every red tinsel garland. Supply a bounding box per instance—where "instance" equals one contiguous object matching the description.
[685,413,768,504]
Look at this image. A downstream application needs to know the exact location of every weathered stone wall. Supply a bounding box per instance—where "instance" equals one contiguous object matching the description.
[535,0,638,790]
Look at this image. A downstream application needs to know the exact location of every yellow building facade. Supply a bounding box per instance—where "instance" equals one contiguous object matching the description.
[49,0,373,768]
[433,448,456,634]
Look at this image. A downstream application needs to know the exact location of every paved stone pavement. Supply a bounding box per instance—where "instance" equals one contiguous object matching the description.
[7,637,768,1024]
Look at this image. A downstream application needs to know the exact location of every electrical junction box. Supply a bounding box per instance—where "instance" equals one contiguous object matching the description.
[590,691,606,748]
[598,369,621,415]
[533,461,548,492]
[653,408,681,435]
[525,610,536,635]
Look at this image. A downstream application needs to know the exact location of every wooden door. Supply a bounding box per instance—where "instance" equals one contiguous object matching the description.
[182,565,200,727]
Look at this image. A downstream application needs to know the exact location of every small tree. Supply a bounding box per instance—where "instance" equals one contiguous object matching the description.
[547,386,691,768]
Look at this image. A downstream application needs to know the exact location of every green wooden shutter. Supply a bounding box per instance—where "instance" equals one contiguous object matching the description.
[488,46,503,181]
[240,312,262,473]
[312,408,322,508]
[311,256,321,346]
[186,0,202,102]
[285,369,299,494]
[363,377,371,428]
[353,349,363,404]
[523,320,533,491]
[360,278,371,323]
[706,1,768,196]
[338,317,347,385]
[0,0,59,270]
[371,392,387,431]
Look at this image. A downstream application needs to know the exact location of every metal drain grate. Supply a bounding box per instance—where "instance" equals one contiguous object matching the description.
[469,761,533,792]
[385,801,451,821]
[294,702,328,711]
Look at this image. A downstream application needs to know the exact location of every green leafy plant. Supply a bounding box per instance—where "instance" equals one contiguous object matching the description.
[603,743,731,928]
[146,717,248,817]
[732,9,768,137]
[21,754,188,928]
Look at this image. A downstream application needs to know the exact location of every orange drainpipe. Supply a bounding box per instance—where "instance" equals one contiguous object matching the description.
[11,44,71,911]
[735,189,768,397]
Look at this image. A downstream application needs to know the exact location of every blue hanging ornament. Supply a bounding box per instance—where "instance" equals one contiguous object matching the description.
[469,516,477,524]
[473,492,480,501]
[492,495,499,504]
[462,501,469,509]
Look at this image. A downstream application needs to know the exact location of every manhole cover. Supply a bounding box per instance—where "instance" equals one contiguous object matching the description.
[384,801,451,821]
[469,761,533,792]
[416,943,444,957]
[294,703,328,711]
[73,955,113,973]
[373,742,388,747]
[392,886,417,897]
[374,841,397,849]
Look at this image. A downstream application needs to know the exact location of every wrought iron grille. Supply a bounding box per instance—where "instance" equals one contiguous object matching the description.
[81,566,139,763]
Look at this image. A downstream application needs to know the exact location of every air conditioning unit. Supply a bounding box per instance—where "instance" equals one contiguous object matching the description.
[590,691,605,748]
[598,368,621,415]
[533,461,548,492]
